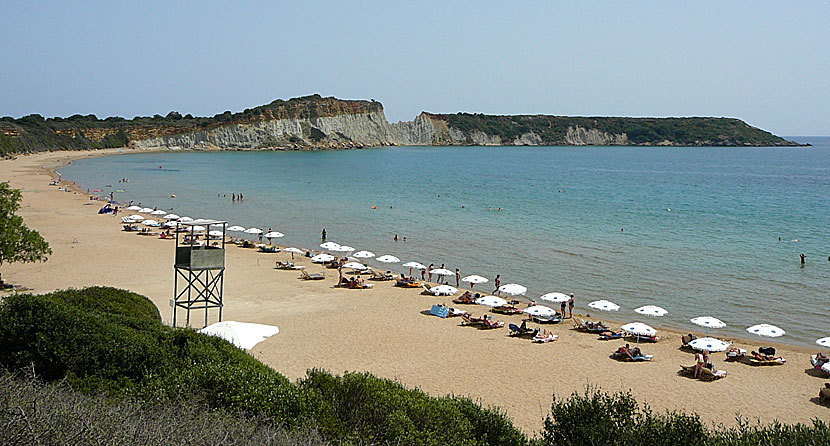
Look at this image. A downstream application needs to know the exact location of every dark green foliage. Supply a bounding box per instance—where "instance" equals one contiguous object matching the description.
[441,113,798,146]
[0,182,51,267]
[299,370,528,446]
[0,287,529,445]
[0,370,328,446]
[540,387,830,446]
[38,287,160,323]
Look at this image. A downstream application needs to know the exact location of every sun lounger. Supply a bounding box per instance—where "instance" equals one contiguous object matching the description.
[258,245,279,253]
[481,319,504,329]
[749,357,786,366]
[368,269,395,281]
[460,314,486,326]
[492,305,523,315]
[597,331,624,340]
[725,348,747,361]
[533,331,558,343]
[573,318,610,333]
[820,385,830,402]
[681,334,697,350]
[508,323,539,338]
[276,261,305,270]
[530,313,562,324]
[448,307,469,318]
[421,284,434,295]
[811,354,829,369]
[679,365,727,380]
[300,270,325,280]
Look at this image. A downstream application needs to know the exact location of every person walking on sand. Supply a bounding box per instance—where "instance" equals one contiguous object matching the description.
[321,228,327,242]
[568,293,575,319]
[493,274,501,294]
[455,268,460,287]
[420,267,426,281]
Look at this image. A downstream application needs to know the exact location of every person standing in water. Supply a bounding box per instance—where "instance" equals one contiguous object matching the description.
[455,268,460,287]
[321,228,327,242]
[493,274,501,294]
[800,253,806,265]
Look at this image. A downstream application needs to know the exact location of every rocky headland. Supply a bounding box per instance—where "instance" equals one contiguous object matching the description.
[0,95,804,155]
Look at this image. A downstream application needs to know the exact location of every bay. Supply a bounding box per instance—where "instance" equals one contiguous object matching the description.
[60,138,830,347]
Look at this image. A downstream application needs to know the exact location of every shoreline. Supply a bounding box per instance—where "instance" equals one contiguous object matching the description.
[43,147,819,352]
[2,147,828,433]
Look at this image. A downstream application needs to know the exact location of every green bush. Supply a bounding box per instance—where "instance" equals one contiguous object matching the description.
[299,370,528,446]
[39,286,161,322]
[540,387,829,446]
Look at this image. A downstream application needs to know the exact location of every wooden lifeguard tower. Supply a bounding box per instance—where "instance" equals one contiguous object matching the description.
[172,219,227,327]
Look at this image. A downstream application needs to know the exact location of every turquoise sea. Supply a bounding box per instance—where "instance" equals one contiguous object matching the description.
[60,138,830,347]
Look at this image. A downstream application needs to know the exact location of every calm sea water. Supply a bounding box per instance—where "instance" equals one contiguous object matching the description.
[60,138,830,347]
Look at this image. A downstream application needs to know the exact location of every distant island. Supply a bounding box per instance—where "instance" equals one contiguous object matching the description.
[0,94,805,156]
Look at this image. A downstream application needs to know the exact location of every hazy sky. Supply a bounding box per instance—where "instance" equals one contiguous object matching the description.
[1,1,827,135]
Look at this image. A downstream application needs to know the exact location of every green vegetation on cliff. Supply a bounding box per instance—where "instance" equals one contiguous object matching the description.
[437,113,799,146]
[0,95,378,156]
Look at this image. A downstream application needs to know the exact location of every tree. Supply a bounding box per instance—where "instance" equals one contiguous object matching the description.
[0,182,51,283]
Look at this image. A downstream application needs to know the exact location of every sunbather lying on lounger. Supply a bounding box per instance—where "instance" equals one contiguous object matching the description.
[585,320,610,331]
[750,351,786,364]
[598,330,624,340]
[533,330,558,343]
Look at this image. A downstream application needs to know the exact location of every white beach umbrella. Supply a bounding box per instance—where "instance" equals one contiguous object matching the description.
[746,324,785,338]
[461,274,488,284]
[497,283,527,296]
[320,241,341,250]
[403,261,427,269]
[634,305,668,317]
[621,322,657,337]
[431,268,455,276]
[823,362,830,375]
[353,250,375,258]
[190,225,206,232]
[139,207,155,213]
[199,321,279,350]
[333,245,354,252]
[142,219,159,226]
[375,255,400,263]
[343,262,367,270]
[179,216,193,222]
[539,292,571,303]
[163,213,180,220]
[264,231,284,239]
[126,205,141,211]
[244,227,263,234]
[430,285,458,296]
[311,253,335,263]
[163,221,178,228]
[588,300,620,311]
[817,337,830,348]
[523,305,556,317]
[151,209,167,216]
[283,247,304,261]
[475,295,508,307]
[208,230,224,237]
[688,337,731,352]
[690,316,726,329]
[126,214,144,221]
[227,225,246,232]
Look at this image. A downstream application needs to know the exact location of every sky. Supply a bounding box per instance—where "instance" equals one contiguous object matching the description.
[1,1,828,136]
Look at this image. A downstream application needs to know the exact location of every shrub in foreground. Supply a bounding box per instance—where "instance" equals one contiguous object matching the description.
[0,369,327,446]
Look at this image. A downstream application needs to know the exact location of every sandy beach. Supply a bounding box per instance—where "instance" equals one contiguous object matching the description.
[1,149,828,434]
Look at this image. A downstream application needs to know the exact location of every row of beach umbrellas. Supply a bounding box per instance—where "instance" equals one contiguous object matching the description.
[123,208,824,349]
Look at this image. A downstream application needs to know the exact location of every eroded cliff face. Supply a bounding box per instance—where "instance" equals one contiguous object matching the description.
[13,95,794,154]
[564,126,628,146]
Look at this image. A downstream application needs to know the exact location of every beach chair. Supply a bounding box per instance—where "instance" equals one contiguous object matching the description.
[533,331,558,343]
[508,323,538,338]
[452,292,475,305]
[680,334,697,350]
[749,356,786,366]
[597,331,624,341]
[530,313,562,324]
[300,270,325,280]
[481,319,504,329]
[725,348,747,362]
[460,314,485,327]
[369,269,394,281]
[820,385,830,402]
[492,305,523,315]
[679,365,727,381]
[421,284,434,295]
[258,245,279,253]
[276,261,305,270]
